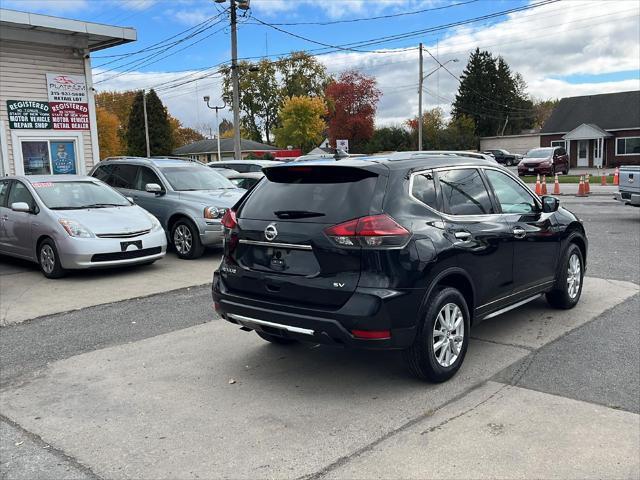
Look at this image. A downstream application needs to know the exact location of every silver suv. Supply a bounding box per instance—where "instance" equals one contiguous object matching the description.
[90,157,244,259]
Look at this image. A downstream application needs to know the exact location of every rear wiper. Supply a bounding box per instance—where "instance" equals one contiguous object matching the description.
[273,210,325,219]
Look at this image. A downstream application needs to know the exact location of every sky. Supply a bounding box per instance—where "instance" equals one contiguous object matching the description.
[4,0,639,134]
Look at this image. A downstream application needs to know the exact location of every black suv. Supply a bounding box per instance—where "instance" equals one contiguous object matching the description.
[212,155,587,382]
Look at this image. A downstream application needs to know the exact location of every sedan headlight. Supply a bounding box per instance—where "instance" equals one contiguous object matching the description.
[204,206,227,220]
[144,211,163,232]
[59,219,93,238]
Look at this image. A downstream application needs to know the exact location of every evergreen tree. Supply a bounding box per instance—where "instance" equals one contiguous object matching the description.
[452,49,533,137]
[126,90,172,156]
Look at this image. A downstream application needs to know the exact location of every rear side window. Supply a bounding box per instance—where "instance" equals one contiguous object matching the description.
[110,164,138,189]
[411,172,437,209]
[0,180,9,207]
[438,168,494,215]
[241,166,379,223]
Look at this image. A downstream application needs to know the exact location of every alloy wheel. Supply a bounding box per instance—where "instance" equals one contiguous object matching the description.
[567,253,581,299]
[40,244,56,274]
[174,224,193,255]
[432,302,465,367]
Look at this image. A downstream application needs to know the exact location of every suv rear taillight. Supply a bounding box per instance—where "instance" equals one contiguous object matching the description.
[324,214,410,248]
[222,209,237,229]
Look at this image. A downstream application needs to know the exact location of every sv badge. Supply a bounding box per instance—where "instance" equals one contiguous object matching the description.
[333,282,345,288]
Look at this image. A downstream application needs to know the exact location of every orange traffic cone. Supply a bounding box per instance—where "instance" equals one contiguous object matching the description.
[576,176,586,197]
[584,174,590,194]
[535,174,541,195]
[553,174,561,195]
[613,167,619,185]
[601,174,607,186]
[540,175,548,195]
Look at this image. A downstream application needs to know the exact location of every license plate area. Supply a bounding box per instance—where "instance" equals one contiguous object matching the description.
[238,244,319,276]
[528,168,534,172]
[121,240,142,252]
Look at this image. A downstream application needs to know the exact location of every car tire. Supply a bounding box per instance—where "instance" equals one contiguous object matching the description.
[403,287,470,382]
[171,218,205,259]
[546,243,584,309]
[38,239,66,279]
[256,331,297,345]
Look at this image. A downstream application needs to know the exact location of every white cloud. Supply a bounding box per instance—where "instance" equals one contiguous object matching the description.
[94,0,640,131]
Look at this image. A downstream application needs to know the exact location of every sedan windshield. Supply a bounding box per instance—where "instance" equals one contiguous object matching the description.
[160,166,235,191]
[32,181,130,209]
[526,148,553,158]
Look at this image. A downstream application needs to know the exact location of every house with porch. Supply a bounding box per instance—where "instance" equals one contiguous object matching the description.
[540,90,640,168]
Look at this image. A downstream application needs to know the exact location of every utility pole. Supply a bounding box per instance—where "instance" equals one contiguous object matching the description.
[417,43,424,151]
[230,0,242,159]
[142,89,150,157]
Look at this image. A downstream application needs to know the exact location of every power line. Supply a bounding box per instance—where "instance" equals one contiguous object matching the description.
[249,0,480,26]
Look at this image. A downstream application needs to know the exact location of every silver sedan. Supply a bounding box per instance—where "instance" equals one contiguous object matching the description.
[0,175,167,278]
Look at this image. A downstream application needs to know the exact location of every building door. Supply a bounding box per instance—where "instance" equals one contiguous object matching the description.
[593,138,603,168]
[577,140,589,167]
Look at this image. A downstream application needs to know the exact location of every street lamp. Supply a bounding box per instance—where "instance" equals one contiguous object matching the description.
[204,95,226,162]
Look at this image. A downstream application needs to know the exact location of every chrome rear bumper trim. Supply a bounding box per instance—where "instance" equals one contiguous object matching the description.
[228,313,315,335]
[238,239,313,250]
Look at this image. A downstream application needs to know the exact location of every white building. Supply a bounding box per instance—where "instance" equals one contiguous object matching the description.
[0,9,136,177]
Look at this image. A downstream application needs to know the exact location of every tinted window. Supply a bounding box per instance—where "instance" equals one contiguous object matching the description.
[438,169,494,215]
[242,166,378,223]
[136,167,163,191]
[0,180,9,207]
[485,170,536,214]
[109,164,138,189]
[526,148,553,158]
[92,163,114,182]
[7,181,35,210]
[411,172,437,208]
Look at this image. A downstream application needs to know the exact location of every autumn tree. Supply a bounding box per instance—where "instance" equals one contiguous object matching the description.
[96,107,123,158]
[325,70,381,153]
[274,96,327,153]
[95,90,137,149]
[127,89,172,156]
[168,115,205,149]
[532,98,559,129]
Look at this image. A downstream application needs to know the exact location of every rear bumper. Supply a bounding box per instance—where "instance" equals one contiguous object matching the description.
[614,191,640,206]
[212,272,421,349]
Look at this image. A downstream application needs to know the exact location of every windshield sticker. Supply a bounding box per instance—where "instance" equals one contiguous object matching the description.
[31,182,54,188]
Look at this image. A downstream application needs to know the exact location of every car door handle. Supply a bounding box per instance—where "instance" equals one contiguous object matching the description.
[454,231,472,241]
[513,227,526,239]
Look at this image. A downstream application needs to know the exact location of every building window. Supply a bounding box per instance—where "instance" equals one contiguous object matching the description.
[616,137,640,156]
[21,139,78,175]
[551,140,566,148]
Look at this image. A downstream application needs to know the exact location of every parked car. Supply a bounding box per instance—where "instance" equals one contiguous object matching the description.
[207,160,281,173]
[90,157,244,259]
[212,155,587,382]
[0,175,167,278]
[483,149,522,166]
[227,172,264,190]
[518,147,569,176]
[614,165,640,206]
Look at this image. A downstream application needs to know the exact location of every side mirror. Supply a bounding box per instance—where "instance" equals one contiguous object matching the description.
[541,195,559,213]
[10,202,31,213]
[145,183,163,195]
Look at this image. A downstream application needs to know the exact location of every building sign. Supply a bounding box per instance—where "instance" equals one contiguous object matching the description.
[336,139,349,152]
[50,141,77,174]
[46,73,87,103]
[7,100,52,129]
[50,102,90,130]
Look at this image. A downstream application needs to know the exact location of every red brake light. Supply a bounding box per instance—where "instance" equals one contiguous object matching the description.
[324,214,409,249]
[221,209,237,229]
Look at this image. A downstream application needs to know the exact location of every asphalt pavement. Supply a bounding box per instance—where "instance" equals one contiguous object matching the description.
[0,196,638,479]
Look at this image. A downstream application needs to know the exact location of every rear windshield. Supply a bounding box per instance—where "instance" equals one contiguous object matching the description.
[240,166,378,223]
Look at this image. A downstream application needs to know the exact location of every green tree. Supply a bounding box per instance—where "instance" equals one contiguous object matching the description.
[126,89,172,156]
[406,108,446,150]
[440,115,478,150]
[452,49,534,137]
[532,98,559,129]
[277,51,329,99]
[363,126,412,154]
[274,96,327,153]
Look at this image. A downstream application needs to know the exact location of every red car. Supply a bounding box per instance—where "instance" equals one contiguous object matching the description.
[518,147,569,176]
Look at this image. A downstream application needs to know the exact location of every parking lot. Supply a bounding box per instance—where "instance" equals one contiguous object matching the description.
[1,196,639,479]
